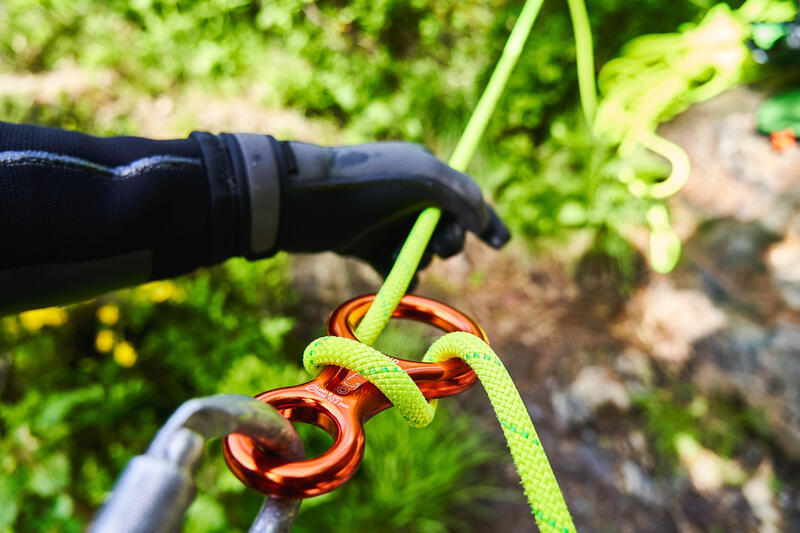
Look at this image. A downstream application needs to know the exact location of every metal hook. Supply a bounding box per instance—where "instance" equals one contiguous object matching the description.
[90,394,305,533]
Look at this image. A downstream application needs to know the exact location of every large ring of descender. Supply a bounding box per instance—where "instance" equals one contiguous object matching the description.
[222,293,488,499]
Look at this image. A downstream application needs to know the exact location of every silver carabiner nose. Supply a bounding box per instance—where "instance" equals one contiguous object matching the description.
[90,394,304,533]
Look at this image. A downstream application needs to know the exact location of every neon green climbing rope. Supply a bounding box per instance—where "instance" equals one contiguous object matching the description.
[305,333,575,532]
[354,0,545,346]
[304,0,576,531]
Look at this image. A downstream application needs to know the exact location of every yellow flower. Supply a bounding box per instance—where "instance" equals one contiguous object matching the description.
[19,307,69,331]
[96,304,120,326]
[113,342,137,367]
[136,281,186,303]
[95,330,115,353]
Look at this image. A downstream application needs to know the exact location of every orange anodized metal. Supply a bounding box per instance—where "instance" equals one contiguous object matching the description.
[222,293,488,499]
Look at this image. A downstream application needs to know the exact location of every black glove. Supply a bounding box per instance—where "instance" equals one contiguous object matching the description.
[226,135,510,278]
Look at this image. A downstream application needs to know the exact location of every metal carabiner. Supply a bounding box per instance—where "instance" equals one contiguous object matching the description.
[91,394,304,533]
[223,293,488,499]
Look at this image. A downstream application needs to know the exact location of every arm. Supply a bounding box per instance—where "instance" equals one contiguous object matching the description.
[0,122,509,314]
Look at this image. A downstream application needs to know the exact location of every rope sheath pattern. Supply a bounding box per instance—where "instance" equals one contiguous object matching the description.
[304,336,435,427]
[302,333,576,532]
[424,333,575,532]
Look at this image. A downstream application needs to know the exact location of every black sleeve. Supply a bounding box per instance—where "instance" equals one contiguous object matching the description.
[0,121,262,314]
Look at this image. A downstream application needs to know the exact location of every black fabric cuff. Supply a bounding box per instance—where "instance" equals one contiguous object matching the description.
[269,137,295,258]
[190,131,241,264]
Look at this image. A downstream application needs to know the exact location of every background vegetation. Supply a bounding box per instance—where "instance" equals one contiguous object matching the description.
[0,0,713,255]
[1,1,794,532]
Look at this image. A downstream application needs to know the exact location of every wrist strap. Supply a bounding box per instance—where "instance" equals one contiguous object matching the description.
[228,133,283,257]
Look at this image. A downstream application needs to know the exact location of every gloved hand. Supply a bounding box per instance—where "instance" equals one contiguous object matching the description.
[0,124,509,314]
[228,135,510,280]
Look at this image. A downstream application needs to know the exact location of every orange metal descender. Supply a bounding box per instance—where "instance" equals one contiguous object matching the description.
[222,293,487,499]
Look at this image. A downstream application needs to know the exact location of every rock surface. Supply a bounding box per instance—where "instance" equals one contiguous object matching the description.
[660,88,800,461]
[552,365,630,429]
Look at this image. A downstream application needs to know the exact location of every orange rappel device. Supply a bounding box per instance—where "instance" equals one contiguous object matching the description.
[223,293,487,498]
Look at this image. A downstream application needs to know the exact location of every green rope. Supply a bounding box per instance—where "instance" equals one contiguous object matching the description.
[353,207,441,345]
[447,0,546,171]
[566,0,597,124]
[353,0,545,345]
[304,336,435,427]
[304,333,575,532]
[591,2,784,273]
[302,0,576,530]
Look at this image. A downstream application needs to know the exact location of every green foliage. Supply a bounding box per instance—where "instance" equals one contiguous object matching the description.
[0,257,500,532]
[757,88,800,135]
[488,112,669,267]
[491,117,633,237]
[0,0,707,143]
[633,385,771,474]
[0,258,291,531]
[295,408,499,533]
[489,0,795,268]
[0,0,497,142]
[372,318,443,361]
[483,0,707,144]
[474,0,723,265]
[0,91,135,134]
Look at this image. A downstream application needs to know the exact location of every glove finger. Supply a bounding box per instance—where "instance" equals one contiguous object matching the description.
[429,220,466,259]
[371,255,394,280]
[369,225,435,279]
[418,250,433,271]
[435,163,487,233]
[433,161,510,245]
[365,226,407,280]
[407,273,420,293]
[478,204,511,249]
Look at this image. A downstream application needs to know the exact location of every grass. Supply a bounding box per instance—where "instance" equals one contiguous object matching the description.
[633,384,772,476]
